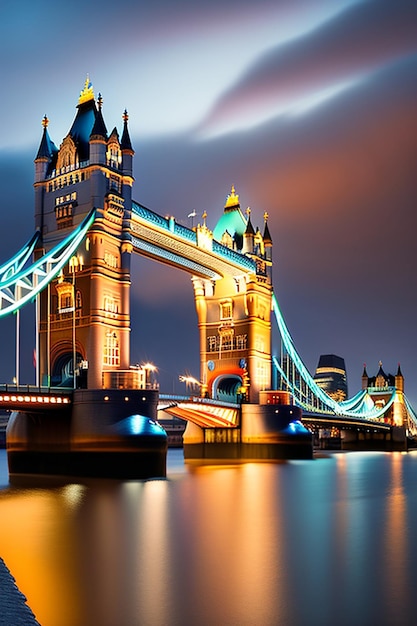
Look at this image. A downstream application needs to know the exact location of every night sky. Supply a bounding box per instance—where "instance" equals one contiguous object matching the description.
[0,0,416,404]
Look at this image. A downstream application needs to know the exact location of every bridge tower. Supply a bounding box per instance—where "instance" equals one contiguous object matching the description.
[193,186,273,404]
[362,362,408,428]
[33,78,134,389]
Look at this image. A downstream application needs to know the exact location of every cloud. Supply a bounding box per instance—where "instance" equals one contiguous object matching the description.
[197,0,417,137]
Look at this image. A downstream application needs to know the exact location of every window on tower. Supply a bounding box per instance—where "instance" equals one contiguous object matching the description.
[220,301,232,320]
[103,332,120,367]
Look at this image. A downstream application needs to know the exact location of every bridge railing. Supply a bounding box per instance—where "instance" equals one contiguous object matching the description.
[0,384,73,395]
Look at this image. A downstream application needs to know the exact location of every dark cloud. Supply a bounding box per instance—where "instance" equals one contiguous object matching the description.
[199,0,417,136]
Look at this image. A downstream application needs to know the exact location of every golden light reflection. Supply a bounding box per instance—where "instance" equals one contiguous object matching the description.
[382,452,407,622]
[133,480,174,625]
[0,489,85,626]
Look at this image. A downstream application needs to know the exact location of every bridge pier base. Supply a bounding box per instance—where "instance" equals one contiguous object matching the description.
[340,426,408,452]
[183,402,313,462]
[6,389,168,480]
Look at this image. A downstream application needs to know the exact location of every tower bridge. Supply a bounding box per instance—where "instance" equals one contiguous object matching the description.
[1,79,416,478]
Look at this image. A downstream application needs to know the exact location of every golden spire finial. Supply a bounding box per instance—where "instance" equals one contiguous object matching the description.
[97,93,103,109]
[246,207,251,217]
[123,109,129,123]
[264,211,269,222]
[42,114,49,128]
[224,184,240,209]
[78,75,94,105]
[202,211,207,226]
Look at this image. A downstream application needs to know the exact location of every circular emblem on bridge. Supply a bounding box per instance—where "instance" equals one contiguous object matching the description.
[239,358,247,369]
[207,360,215,371]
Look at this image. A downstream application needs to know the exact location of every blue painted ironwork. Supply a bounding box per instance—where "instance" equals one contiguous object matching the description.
[271,292,409,424]
[0,231,41,283]
[131,201,256,273]
[0,209,95,317]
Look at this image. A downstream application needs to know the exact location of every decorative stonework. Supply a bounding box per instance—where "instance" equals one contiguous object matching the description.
[56,135,77,171]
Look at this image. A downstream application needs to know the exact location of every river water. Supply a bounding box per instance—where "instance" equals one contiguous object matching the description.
[0,448,416,626]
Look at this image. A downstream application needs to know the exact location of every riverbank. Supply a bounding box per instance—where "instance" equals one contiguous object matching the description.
[0,558,40,625]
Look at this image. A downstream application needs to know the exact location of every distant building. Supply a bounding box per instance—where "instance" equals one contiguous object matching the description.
[314,354,348,401]
[361,361,403,392]
[361,362,407,427]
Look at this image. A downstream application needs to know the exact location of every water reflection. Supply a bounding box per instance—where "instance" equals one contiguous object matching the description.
[1,450,417,625]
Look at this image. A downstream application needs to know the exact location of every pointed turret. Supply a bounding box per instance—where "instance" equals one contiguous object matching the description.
[263,212,272,245]
[263,211,272,264]
[120,110,134,181]
[90,94,107,139]
[120,109,135,229]
[121,109,133,152]
[89,93,107,165]
[34,115,58,182]
[362,363,369,390]
[395,363,404,392]
[242,207,255,254]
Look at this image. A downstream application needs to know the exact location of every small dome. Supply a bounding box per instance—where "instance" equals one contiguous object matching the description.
[213,185,247,249]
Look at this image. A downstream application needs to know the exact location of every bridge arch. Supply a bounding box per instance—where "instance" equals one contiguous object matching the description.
[212,374,243,403]
[50,340,85,387]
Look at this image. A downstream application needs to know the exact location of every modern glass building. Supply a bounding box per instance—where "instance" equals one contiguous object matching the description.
[314,354,348,401]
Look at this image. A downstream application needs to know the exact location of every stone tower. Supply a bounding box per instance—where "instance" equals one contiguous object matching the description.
[34,78,134,389]
[193,186,273,404]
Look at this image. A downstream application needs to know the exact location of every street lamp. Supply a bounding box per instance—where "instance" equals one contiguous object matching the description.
[142,362,158,389]
[179,375,201,395]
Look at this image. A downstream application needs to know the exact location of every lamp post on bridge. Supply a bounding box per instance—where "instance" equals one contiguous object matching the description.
[15,285,20,388]
[142,362,158,389]
[179,375,201,396]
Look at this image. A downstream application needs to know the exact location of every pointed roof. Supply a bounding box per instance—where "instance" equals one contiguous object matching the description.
[121,109,133,151]
[396,363,403,377]
[244,208,255,236]
[263,212,272,244]
[67,77,98,161]
[108,127,120,143]
[362,364,368,378]
[376,361,386,378]
[35,115,58,160]
[90,93,107,139]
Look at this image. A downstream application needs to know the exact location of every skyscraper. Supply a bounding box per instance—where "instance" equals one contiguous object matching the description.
[314,354,348,401]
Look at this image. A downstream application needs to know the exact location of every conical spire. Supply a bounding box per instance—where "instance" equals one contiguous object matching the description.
[121,109,133,151]
[35,115,57,160]
[263,211,272,244]
[396,363,403,377]
[90,93,107,139]
[377,360,385,377]
[244,207,255,235]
